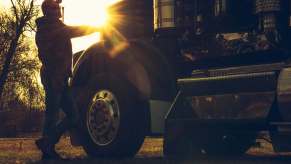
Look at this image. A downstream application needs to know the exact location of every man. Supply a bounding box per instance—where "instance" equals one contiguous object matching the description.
[35,0,101,160]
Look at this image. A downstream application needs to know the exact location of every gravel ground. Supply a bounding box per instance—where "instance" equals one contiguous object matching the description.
[1,137,291,164]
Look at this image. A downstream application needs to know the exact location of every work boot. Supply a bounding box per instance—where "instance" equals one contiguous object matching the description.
[35,138,63,160]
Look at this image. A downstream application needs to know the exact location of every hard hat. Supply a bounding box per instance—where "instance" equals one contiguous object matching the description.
[41,0,62,18]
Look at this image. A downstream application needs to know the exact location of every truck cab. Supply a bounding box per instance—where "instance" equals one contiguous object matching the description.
[72,0,291,157]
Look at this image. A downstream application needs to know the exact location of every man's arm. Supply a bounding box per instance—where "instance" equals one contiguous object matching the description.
[50,20,102,38]
[63,25,102,38]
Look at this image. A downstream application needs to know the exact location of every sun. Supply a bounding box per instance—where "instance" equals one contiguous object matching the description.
[62,0,122,53]
[62,0,120,27]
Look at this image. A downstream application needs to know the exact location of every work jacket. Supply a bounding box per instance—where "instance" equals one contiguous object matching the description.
[35,16,97,90]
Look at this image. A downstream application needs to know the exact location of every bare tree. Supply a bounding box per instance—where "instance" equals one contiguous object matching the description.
[0,12,14,59]
[0,0,39,102]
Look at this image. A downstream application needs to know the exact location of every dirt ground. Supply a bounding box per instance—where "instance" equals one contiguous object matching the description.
[0,137,291,164]
[0,137,163,163]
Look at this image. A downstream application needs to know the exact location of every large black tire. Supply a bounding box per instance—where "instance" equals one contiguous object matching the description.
[76,73,150,157]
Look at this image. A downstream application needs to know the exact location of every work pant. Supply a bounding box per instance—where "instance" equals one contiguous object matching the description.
[41,70,79,145]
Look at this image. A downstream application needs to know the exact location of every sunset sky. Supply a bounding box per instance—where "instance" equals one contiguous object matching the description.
[1,0,121,53]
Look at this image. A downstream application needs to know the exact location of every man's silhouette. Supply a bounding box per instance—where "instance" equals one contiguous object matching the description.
[35,0,101,159]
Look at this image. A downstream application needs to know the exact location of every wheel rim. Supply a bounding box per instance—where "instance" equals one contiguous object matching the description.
[87,90,120,146]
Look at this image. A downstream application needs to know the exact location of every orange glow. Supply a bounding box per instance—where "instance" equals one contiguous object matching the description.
[63,0,121,27]
[62,0,123,53]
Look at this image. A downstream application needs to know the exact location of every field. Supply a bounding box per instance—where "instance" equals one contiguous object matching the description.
[1,137,291,164]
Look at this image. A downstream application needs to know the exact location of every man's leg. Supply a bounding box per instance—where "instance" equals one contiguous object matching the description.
[49,78,80,144]
[56,81,82,145]
[44,86,70,145]
[36,74,63,159]
[42,86,61,143]
[60,82,79,126]
[36,71,68,159]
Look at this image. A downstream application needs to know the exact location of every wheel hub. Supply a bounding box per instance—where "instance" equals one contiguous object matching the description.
[87,90,120,146]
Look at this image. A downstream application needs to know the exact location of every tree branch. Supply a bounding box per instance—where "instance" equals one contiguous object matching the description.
[10,0,19,27]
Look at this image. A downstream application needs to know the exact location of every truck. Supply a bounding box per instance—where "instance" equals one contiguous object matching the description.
[70,0,291,157]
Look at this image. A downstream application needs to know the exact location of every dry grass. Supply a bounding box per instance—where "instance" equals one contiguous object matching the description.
[0,137,290,164]
[0,137,163,163]
[0,138,41,163]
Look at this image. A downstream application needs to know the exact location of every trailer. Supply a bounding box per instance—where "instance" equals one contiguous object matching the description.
[70,0,291,157]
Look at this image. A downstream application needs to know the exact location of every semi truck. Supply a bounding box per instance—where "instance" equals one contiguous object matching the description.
[70,0,291,157]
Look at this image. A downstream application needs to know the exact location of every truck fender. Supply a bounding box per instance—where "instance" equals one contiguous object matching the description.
[72,40,176,101]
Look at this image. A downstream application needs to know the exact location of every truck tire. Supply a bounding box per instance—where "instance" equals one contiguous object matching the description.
[77,73,149,157]
[201,131,257,156]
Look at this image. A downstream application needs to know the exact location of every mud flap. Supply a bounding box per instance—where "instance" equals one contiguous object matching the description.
[270,122,291,152]
[163,91,199,157]
[164,119,266,157]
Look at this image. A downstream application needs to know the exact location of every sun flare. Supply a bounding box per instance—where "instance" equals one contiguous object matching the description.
[62,0,122,53]
[63,0,120,27]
